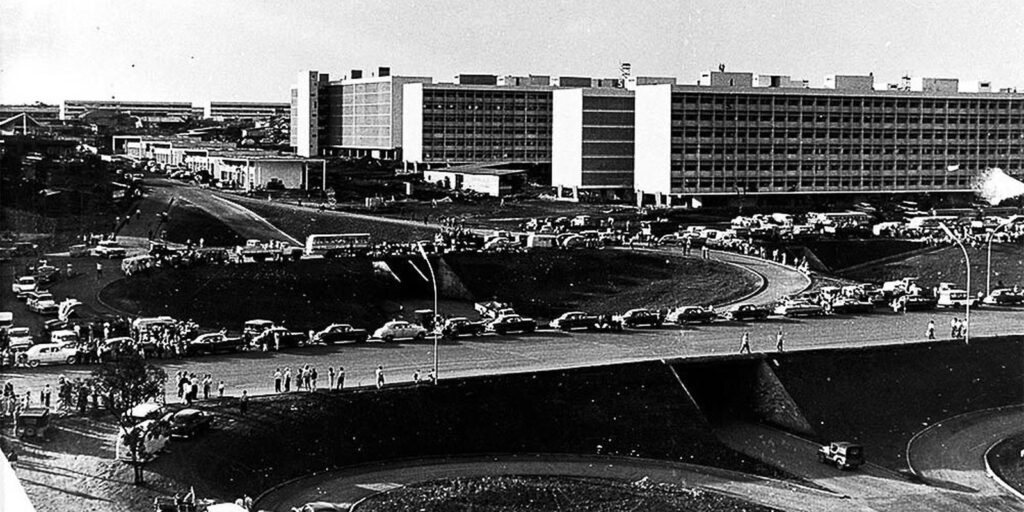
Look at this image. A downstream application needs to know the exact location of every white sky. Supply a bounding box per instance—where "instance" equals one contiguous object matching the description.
[2,0,1023,104]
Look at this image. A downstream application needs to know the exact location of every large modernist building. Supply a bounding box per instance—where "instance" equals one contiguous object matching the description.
[630,72,1024,205]
[204,101,289,121]
[551,88,635,199]
[60,100,195,121]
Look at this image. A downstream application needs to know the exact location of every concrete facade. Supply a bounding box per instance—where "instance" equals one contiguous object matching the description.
[205,101,289,121]
[184,152,325,190]
[552,88,635,198]
[60,100,193,121]
[423,166,526,196]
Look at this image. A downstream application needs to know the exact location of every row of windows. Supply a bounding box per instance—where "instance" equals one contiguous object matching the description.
[423,141,552,148]
[670,177,976,193]
[678,113,1024,124]
[675,95,1023,110]
[421,151,550,162]
[668,159,1018,173]
[673,129,1024,138]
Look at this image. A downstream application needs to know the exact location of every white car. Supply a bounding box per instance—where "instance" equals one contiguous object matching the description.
[7,327,34,350]
[26,291,58,315]
[11,276,37,298]
[50,329,79,345]
[24,343,79,367]
[372,321,428,342]
[90,241,127,258]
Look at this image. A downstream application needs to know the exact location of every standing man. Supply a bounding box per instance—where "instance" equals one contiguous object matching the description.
[739,332,751,354]
[218,380,225,398]
[950,317,958,338]
[337,366,345,389]
[283,367,292,392]
[310,367,318,391]
[926,320,936,340]
[328,366,335,389]
[239,390,249,415]
[375,365,385,389]
[273,368,282,393]
[776,329,785,352]
[95,261,103,280]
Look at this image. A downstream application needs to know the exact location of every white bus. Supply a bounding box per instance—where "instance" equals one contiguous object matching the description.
[305,233,372,257]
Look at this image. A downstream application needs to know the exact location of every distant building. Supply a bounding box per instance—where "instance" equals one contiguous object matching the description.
[0,104,61,125]
[698,71,754,87]
[0,113,46,136]
[60,99,194,122]
[290,71,328,157]
[204,101,289,121]
[184,149,325,190]
[423,163,528,196]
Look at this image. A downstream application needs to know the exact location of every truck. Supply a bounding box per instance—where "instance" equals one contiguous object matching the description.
[474,301,515,320]
[817,442,865,470]
[235,240,303,262]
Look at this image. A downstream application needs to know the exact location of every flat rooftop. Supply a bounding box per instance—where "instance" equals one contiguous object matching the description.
[428,163,528,176]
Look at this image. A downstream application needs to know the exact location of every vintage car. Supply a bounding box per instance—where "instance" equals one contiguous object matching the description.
[24,343,79,367]
[438,317,486,338]
[665,306,718,325]
[723,304,771,321]
[186,332,245,355]
[312,323,369,344]
[162,408,213,439]
[16,408,56,441]
[373,321,428,342]
[818,442,865,470]
[614,308,664,328]
[254,326,308,349]
[487,314,537,335]
[89,240,127,258]
[26,291,58,315]
[773,300,824,318]
[7,327,34,351]
[829,297,875,315]
[982,288,1024,306]
[11,276,37,298]
[549,311,600,331]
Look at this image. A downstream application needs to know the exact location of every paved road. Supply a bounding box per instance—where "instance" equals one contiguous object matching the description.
[717,422,1024,511]
[907,406,1024,498]
[256,454,843,512]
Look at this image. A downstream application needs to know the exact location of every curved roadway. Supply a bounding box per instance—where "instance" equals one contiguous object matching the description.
[907,405,1024,507]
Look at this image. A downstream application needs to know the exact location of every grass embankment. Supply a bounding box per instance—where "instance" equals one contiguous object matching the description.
[842,244,1024,293]
[986,432,1024,496]
[359,475,778,512]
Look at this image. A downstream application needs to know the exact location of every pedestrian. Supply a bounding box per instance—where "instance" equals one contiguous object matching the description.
[428,368,436,384]
[328,367,335,389]
[739,332,751,354]
[274,368,282,393]
[926,320,936,340]
[239,390,249,415]
[413,370,421,383]
[375,365,385,389]
[42,384,52,408]
[337,366,345,389]
[96,261,103,279]
[950,317,958,338]
[202,375,212,400]
[284,367,292,392]
[218,380,225,398]
[775,329,785,352]
[310,367,318,391]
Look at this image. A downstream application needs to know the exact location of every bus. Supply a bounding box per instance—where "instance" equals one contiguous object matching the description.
[305,233,372,257]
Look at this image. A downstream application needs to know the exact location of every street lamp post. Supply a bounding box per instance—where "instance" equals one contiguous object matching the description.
[940,223,971,344]
[417,242,439,384]
[985,216,1020,297]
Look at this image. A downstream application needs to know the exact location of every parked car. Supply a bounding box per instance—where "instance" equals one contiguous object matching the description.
[24,343,79,367]
[254,326,308,349]
[773,300,823,317]
[666,306,717,325]
[49,329,79,345]
[550,311,600,331]
[89,240,127,258]
[723,304,770,321]
[439,317,486,338]
[186,332,245,355]
[161,408,212,439]
[829,297,875,314]
[68,244,89,257]
[312,323,369,344]
[615,308,663,328]
[373,321,428,342]
[26,291,58,315]
[98,337,136,362]
[982,288,1024,306]
[937,289,979,309]
[817,442,865,470]
[487,314,537,335]
[242,319,275,339]
[15,408,55,441]
[11,276,37,298]
[7,327,34,351]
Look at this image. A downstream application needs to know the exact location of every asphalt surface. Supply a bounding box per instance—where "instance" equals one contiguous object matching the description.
[907,406,1024,499]
[256,454,842,512]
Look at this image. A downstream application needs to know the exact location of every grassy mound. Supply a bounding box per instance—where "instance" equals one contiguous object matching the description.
[358,475,778,512]
[841,244,1024,293]
[446,250,760,317]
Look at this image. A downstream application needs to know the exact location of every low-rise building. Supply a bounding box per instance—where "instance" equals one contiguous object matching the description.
[423,163,527,196]
[184,150,325,191]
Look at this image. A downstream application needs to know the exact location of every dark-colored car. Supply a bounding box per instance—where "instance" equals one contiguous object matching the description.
[313,323,369,344]
[615,308,663,328]
[162,408,212,439]
[186,332,245,355]
[487,314,537,335]
[724,304,770,321]
[549,311,600,331]
[16,408,55,441]
[439,317,486,338]
[254,327,308,349]
[666,306,717,325]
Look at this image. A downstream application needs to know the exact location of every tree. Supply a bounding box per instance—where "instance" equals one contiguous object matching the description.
[89,349,166,485]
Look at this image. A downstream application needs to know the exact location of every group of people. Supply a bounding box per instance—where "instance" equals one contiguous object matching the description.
[175,371,226,406]
[272,365,340,393]
[738,329,786,354]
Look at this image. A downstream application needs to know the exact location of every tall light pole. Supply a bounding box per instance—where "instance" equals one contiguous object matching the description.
[986,216,1020,296]
[417,241,439,384]
[940,222,971,344]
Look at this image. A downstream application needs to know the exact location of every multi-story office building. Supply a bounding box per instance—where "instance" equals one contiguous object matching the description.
[205,101,290,121]
[290,71,328,157]
[60,100,194,121]
[551,88,635,199]
[0,104,61,125]
[402,82,555,170]
[633,74,1024,205]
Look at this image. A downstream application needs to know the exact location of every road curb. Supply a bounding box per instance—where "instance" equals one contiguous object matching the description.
[985,440,1024,502]
[905,404,1024,480]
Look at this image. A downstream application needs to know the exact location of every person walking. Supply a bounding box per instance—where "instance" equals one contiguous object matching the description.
[310,367,318,391]
[328,367,335,389]
[926,320,936,340]
[375,365,385,389]
[273,369,282,393]
[239,390,249,415]
[739,332,751,354]
[950,317,958,338]
[775,329,785,352]
[337,366,345,389]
